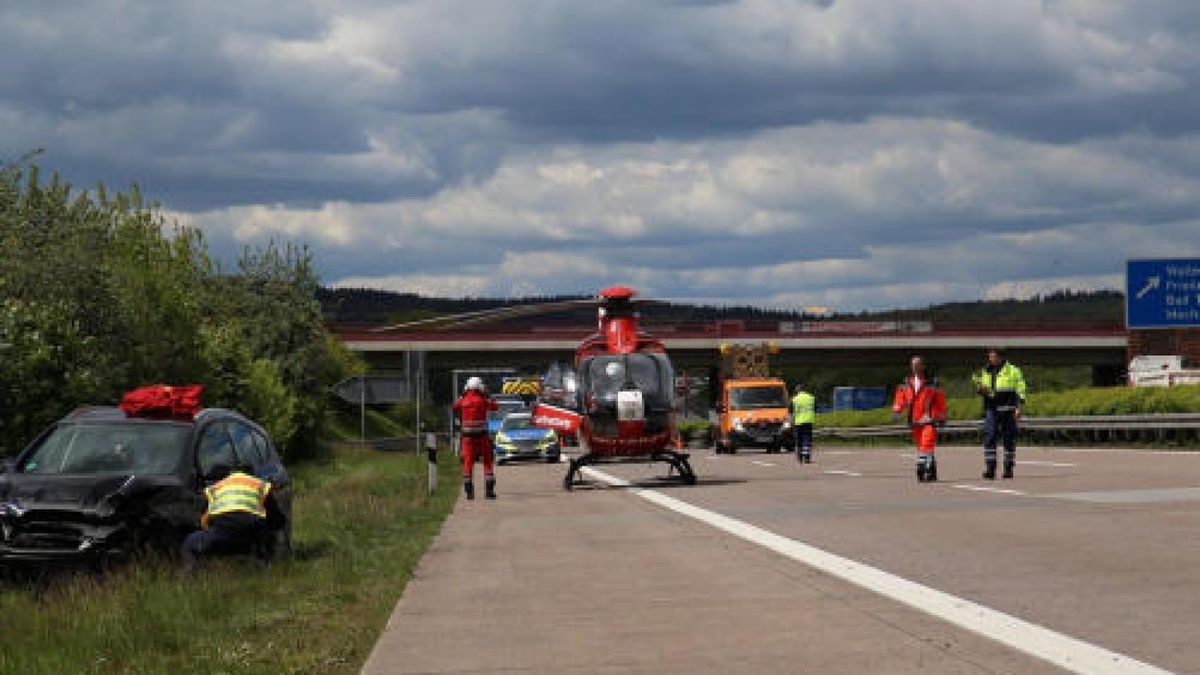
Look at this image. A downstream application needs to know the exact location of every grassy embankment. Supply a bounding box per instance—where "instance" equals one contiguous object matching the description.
[0,411,459,675]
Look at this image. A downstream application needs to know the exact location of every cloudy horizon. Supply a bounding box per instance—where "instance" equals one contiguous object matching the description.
[3,0,1198,311]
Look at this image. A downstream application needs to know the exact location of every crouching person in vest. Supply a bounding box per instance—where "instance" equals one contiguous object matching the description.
[181,463,283,572]
[893,356,947,482]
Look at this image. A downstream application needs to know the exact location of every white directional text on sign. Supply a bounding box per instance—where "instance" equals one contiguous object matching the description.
[1127,259,1200,329]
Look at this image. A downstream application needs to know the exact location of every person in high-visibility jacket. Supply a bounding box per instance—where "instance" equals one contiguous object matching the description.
[972,348,1027,480]
[452,377,500,500]
[892,355,947,482]
[790,383,816,464]
[181,463,283,571]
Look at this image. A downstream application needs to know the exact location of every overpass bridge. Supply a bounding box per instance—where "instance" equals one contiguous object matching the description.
[334,321,1129,400]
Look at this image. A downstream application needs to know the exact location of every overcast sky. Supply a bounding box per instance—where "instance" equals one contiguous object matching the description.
[3,0,1198,310]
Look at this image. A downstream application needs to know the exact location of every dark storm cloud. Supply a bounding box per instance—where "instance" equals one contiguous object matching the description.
[4,1,1200,309]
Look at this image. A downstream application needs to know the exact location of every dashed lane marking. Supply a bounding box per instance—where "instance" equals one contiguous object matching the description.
[750,460,776,468]
[823,469,863,477]
[581,465,1167,675]
[952,484,1028,496]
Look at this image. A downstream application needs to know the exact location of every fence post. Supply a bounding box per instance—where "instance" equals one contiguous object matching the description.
[426,432,438,495]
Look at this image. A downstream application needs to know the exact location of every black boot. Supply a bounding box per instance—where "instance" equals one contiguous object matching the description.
[1002,462,1014,480]
[982,461,996,480]
[464,480,475,500]
[927,460,938,482]
[485,477,496,500]
[916,465,926,482]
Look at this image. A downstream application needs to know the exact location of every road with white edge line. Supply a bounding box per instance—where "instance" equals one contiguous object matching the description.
[364,444,1200,674]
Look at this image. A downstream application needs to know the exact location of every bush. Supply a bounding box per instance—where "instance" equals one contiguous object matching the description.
[0,157,360,457]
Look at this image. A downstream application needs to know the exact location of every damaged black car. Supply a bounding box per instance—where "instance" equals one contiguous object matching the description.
[0,406,292,570]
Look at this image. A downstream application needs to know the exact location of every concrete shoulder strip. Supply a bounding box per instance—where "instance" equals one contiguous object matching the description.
[582,467,1168,675]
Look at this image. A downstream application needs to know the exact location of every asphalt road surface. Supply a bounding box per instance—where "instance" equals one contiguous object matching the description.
[363,445,1200,674]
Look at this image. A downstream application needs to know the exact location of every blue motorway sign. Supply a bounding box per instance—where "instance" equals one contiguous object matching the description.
[1126,259,1200,329]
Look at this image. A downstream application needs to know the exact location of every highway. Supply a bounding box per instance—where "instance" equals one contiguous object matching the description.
[363,445,1200,674]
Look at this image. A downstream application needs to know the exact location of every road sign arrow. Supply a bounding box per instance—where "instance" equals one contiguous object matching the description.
[1136,275,1161,300]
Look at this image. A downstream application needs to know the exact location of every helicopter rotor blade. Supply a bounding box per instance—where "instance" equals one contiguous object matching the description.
[371,298,598,332]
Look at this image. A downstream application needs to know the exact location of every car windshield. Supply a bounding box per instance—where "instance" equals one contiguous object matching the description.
[730,386,789,410]
[20,423,190,475]
[490,400,527,419]
[501,416,534,431]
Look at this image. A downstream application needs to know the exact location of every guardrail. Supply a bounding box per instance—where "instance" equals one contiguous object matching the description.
[336,415,1200,449]
[817,413,1200,440]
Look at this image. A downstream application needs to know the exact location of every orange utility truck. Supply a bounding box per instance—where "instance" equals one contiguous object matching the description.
[712,343,793,454]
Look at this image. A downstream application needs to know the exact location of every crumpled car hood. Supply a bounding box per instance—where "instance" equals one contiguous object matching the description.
[0,473,201,560]
[2,474,143,514]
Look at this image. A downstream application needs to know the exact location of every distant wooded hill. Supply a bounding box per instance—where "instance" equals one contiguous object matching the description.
[320,287,1125,329]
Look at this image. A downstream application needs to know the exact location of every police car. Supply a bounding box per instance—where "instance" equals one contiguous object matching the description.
[493,413,560,464]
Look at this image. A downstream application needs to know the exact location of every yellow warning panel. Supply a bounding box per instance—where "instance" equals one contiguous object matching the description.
[501,378,542,396]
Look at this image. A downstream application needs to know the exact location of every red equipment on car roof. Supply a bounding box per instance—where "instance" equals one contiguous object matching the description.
[118,385,204,420]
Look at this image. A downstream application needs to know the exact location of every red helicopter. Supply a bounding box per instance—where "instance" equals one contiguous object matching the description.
[373,286,696,489]
[532,286,695,489]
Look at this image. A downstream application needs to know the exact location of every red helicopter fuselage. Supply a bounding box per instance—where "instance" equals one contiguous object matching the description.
[573,286,677,457]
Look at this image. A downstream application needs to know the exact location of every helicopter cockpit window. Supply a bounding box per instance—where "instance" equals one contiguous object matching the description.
[582,354,673,410]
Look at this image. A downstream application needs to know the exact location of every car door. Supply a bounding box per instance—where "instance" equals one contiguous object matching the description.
[239,423,292,522]
[195,421,237,482]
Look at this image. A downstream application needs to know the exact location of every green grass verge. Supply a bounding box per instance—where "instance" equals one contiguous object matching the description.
[0,446,460,674]
[324,406,413,441]
[818,384,1200,428]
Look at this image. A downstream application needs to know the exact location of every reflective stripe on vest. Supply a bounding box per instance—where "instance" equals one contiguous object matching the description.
[791,392,816,425]
[974,363,1027,398]
[205,473,269,519]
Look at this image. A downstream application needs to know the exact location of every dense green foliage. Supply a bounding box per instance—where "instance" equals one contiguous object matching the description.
[0,444,460,674]
[0,160,360,457]
[817,384,1200,428]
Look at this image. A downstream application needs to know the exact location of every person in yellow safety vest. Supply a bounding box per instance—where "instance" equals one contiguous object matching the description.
[972,348,1028,480]
[790,383,816,464]
[180,462,284,572]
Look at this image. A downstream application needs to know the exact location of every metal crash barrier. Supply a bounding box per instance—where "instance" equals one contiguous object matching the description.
[817,413,1200,443]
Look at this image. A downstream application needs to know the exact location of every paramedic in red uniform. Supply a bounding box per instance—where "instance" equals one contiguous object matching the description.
[452,377,499,500]
[892,355,947,483]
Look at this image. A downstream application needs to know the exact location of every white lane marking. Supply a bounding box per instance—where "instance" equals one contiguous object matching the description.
[823,450,858,456]
[581,466,1165,675]
[750,460,776,467]
[824,469,863,477]
[1056,447,1200,457]
[952,484,1027,497]
[1018,461,1076,468]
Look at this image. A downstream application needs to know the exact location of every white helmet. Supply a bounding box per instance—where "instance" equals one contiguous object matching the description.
[465,376,485,392]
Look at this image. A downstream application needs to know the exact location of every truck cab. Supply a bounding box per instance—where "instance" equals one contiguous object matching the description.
[713,378,793,454]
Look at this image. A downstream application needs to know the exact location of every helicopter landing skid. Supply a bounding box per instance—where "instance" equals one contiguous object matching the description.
[563,451,697,490]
